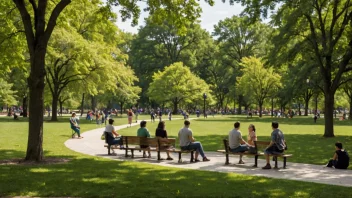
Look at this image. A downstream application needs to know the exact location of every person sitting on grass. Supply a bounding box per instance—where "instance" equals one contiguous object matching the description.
[262,121,286,169]
[70,113,83,139]
[155,121,173,160]
[326,142,350,169]
[105,119,124,154]
[178,120,210,162]
[137,121,151,158]
[228,121,250,164]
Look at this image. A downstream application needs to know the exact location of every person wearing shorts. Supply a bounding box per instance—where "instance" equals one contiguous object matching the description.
[262,121,286,169]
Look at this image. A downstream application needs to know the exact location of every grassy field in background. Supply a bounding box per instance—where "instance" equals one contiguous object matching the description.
[0,115,351,197]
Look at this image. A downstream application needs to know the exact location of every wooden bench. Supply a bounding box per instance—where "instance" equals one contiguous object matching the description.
[104,136,196,163]
[255,141,292,169]
[217,139,292,168]
[157,138,196,163]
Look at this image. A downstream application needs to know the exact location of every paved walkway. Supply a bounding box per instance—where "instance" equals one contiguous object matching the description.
[65,122,352,187]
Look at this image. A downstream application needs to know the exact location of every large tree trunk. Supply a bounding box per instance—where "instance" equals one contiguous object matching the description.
[259,102,263,117]
[25,51,45,161]
[304,95,309,116]
[271,98,274,117]
[324,92,335,137]
[298,103,301,116]
[173,100,178,114]
[91,95,96,111]
[80,93,85,116]
[22,96,28,117]
[349,96,352,120]
[120,101,124,116]
[238,95,242,115]
[51,94,58,121]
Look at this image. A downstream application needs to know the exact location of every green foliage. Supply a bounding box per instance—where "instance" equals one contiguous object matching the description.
[237,57,281,115]
[148,62,211,111]
[0,78,17,105]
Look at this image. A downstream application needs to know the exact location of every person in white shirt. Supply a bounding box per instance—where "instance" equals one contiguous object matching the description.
[178,120,210,162]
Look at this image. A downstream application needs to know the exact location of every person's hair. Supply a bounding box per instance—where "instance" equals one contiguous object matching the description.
[108,119,114,124]
[249,124,256,132]
[234,121,240,128]
[157,121,165,129]
[335,142,343,149]
[272,121,279,129]
[72,112,76,116]
[140,120,147,127]
[184,120,190,126]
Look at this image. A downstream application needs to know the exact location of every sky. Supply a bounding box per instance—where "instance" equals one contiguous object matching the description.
[112,1,245,34]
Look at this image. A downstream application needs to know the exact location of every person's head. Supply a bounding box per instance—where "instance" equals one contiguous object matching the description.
[234,121,240,129]
[72,112,76,117]
[108,119,114,125]
[248,124,256,132]
[272,121,279,129]
[140,120,147,128]
[158,121,165,129]
[184,120,190,127]
[335,142,343,150]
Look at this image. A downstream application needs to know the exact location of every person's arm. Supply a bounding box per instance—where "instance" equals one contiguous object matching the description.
[188,130,195,142]
[146,129,151,137]
[333,152,338,160]
[112,129,119,137]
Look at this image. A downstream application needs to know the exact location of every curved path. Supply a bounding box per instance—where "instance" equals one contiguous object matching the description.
[65,122,352,187]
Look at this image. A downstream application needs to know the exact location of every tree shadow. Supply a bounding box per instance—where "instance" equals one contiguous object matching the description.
[0,156,350,197]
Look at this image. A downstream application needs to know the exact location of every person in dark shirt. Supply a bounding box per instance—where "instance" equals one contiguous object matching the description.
[327,142,349,169]
[155,121,173,160]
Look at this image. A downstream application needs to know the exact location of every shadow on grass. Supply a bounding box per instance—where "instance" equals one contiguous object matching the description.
[0,155,351,197]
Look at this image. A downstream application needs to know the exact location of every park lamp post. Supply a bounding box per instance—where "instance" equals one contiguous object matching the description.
[203,93,207,118]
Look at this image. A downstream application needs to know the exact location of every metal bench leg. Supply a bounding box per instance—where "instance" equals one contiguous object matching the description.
[125,149,128,157]
[178,153,182,163]
[190,151,194,162]
[283,157,287,169]
[274,157,278,169]
[108,145,111,155]
[253,155,258,167]
[225,153,230,165]
[131,150,134,158]
[157,151,161,160]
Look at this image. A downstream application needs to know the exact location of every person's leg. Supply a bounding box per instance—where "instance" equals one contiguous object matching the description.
[195,151,199,160]
[74,127,81,137]
[326,159,334,167]
[189,142,206,158]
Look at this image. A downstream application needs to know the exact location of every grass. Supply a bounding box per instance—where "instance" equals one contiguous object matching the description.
[0,114,351,197]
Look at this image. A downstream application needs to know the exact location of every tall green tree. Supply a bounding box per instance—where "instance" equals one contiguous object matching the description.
[234,0,352,137]
[148,62,211,114]
[10,0,212,161]
[237,57,281,117]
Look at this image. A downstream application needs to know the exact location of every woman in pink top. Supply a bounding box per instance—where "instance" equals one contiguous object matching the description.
[247,124,257,153]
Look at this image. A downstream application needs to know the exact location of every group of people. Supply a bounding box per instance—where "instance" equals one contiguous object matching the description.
[76,113,350,170]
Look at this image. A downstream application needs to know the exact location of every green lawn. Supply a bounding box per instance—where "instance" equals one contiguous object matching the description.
[0,115,351,197]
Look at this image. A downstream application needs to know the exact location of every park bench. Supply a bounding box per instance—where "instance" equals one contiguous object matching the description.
[217,139,292,168]
[157,137,196,163]
[104,136,195,163]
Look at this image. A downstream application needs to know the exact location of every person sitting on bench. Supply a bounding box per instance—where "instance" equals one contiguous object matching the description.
[105,119,123,151]
[262,121,286,169]
[137,121,151,158]
[326,142,350,169]
[229,121,250,164]
[70,113,83,139]
[247,124,257,154]
[178,120,210,162]
[155,121,173,160]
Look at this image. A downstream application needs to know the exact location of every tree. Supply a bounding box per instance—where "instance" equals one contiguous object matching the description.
[234,0,352,137]
[10,0,213,161]
[237,57,281,117]
[213,15,271,114]
[148,62,211,114]
[0,79,17,106]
